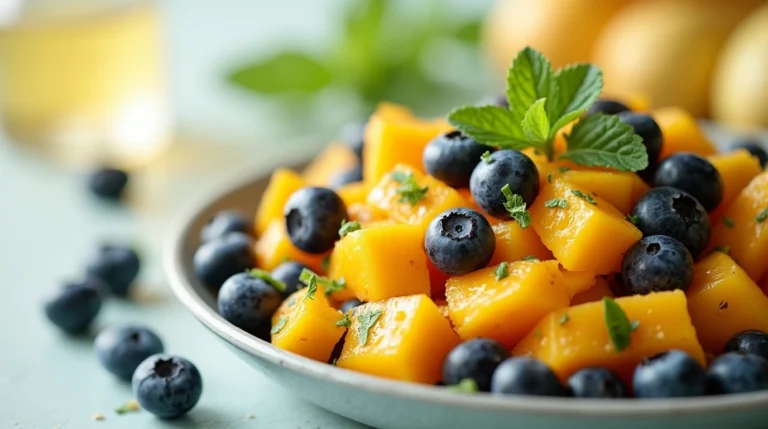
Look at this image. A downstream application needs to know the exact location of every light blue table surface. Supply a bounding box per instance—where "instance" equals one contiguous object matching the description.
[0,1,493,427]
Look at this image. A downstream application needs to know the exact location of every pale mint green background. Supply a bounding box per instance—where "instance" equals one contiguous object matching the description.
[0,1,491,428]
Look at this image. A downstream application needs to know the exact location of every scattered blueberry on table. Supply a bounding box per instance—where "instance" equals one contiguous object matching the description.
[132,354,203,419]
[43,279,104,334]
[87,167,129,200]
[86,243,141,296]
[95,325,165,380]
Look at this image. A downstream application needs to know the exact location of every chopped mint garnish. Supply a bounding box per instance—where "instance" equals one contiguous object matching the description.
[336,314,351,328]
[324,278,346,297]
[391,171,428,205]
[299,268,346,297]
[544,198,568,209]
[481,151,494,164]
[756,208,768,223]
[299,269,318,301]
[339,219,361,238]
[559,314,569,325]
[630,320,640,332]
[558,167,571,173]
[494,262,509,281]
[571,189,597,205]
[713,245,731,256]
[447,47,648,171]
[248,268,287,292]
[522,255,539,261]
[547,173,553,183]
[271,316,288,334]
[501,184,531,229]
[446,378,479,394]
[356,309,383,346]
[320,255,330,272]
[602,297,634,352]
[722,217,735,228]
[626,214,639,225]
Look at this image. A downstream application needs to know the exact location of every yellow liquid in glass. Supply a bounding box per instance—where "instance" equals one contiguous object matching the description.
[0,1,171,168]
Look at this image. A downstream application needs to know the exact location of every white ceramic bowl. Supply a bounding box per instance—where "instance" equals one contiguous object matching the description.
[165,153,768,429]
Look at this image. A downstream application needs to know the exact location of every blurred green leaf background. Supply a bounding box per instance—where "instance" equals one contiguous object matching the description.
[226,0,493,122]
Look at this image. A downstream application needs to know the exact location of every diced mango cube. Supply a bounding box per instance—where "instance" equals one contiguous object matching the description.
[255,169,305,236]
[559,170,649,214]
[446,261,571,349]
[489,221,553,265]
[571,277,614,306]
[686,252,768,354]
[328,223,430,302]
[514,291,706,383]
[653,107,716,160]
[338,295,459,384]
[707,150,762,223]
[531,178,642,275]
[303,143,359,186]
[255,219,327,273]
[366,164,468,232]
[363,103,453,184]
[710,171,768,281]
[271,288,346,362]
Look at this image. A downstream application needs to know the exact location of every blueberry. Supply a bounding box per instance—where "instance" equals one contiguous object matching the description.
[87,167,129,200]
[340,298,363,314]
[329,165,363,189]
[85,244,141,296]
[193,232,255,290]
[617,112,663,165]
[201,210,253,243]
[724,331,768,360]
[43,279,103,334]
[707,352,768,395]
[217,272,282,334]
[425,208,495,275]
[631,187,711,258]
[470,150,539,218]
[654,153,723,212]
[340,122,366,160]
[284,187,347,254]
[731,140,768,167]
[633,350,707,398]
[587,99,630,116]
[443,338,510,392]
[423,131,489,188]
[566,367,628,398]
[95,325,164,380]
[271,261,310,299]
[491,357,565,396]
[621,235,693,295]
[132,354,203,419]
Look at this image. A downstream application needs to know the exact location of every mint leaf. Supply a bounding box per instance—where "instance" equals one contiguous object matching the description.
[506,47,555,131]
[228,52,333,94]
[481,151,494,164]
[501,185,531,229]
[323,278,346,297]
[446,378,478,394]
[271,316,288,335]
[299,269,318,301]
[448,106,530,149]
[494,262,509,281]
[339,219,361,237]
[626,214,639,225]
[548,64,603,133]
[602,297,633,352]
[559,313,569,326]
[249,268,287,292]
[722,217,735,228]
[356,309,383,346]
[336,314,351,328]
[521,98,550,143]
[757,208,768,223]
[545,198,568,209]
[522,255,539,261]
[560,114,648,171]
[391,171,428,205]
[571,190,597,205]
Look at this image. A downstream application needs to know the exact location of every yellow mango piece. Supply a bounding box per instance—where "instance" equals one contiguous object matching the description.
[329,223,430,302]
[336,182,371,207]
[710,171,768,281]
[363,103,453,184]
[559,170,649,214]
[366,164,468,232]
[303,143,359,186]
[571,277,614,306]
[338,295,460,384]
[271,288,346,362]
[707,150,762,221]
[521,147,556,187]
[489,221,553,265]
[446,261,571,348]
[255,220,327,273]
[514,291,706,383]
[686,252,768,354]
[531,178,642,275]
[653,107,717,160]
[254,169,306,236]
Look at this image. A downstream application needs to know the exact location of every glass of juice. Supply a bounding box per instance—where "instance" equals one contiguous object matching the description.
[0,0,172,168]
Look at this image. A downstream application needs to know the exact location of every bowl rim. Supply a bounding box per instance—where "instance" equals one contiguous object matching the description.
[164,168,768,418]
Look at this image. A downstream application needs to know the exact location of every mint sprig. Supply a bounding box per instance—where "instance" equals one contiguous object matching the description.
[501,185,531,229]
[447,47,648,172]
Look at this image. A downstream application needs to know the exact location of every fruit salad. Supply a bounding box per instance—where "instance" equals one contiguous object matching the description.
[193,47,768,399]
